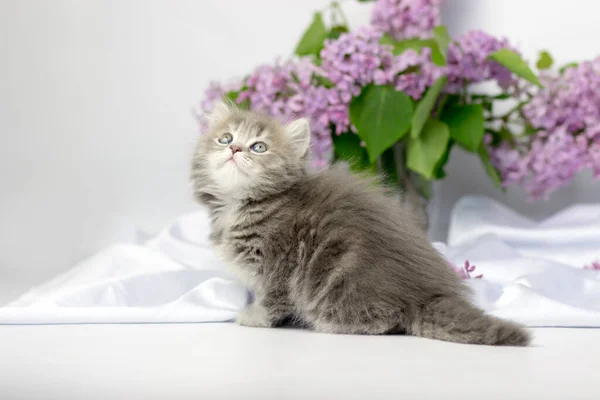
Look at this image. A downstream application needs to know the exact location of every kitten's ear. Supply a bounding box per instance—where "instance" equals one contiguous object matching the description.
[206,98,235,127]
[286,118,311,159]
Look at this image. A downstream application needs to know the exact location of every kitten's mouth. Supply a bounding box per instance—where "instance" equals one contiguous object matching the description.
[225,156,237,166]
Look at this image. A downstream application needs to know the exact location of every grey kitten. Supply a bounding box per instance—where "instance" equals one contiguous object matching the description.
[191,101,531,346]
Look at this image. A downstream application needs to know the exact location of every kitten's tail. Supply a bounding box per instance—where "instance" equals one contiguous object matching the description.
[410,296,531,346]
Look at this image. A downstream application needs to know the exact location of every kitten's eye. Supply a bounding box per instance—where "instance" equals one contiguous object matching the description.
[218,133,233,145]
[250,142,268,153]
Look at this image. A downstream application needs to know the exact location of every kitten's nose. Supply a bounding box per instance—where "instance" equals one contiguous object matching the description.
[230,146,242,154]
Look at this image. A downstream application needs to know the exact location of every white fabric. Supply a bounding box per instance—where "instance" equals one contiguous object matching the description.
[0,210,249,324]
[440,196,600,327]
[0,196,599,326]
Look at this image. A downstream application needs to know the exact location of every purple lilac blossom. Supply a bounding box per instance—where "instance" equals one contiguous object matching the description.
[198,80,243,132]
[584,260,600,270]
[488,140,531,187]
[446,30,517,92]
[202,1,566,189]
[318,26,394,133]
[371,0,444,40]
[200,27,519,169]
[491,58,600,199]
[448,260,483,279]
[319,25,443,126]
[523,61,600,133]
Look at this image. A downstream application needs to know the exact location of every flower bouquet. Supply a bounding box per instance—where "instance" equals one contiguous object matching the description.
[200,0,600,214]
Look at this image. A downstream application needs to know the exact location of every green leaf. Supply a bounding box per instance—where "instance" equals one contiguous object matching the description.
[350,86,414,163]
[479,144,503,189]
[536,50,553,70]
[429,46,445,66]
[559,62,578,73]
[498,126,515,143]
[380,35,449,66]
[432,139,454,179]
[492,93,512,100]
[441,104,485,152]
[481,100,493,113]
[379,34,396,47]
[295,12,328,57]
[380,35,446,66]
[411,75,448,139]
[432,25,450,65]
[488,49,542,87]
[524,123,541,136]
[327,25,349,40]
[435,94,449,116]
[333,132,367,163]
[407,118,450,179]
[379,147,398,185]
[238,99,250,110]
[225,91,238,103]
[487,126,515,146]
[225,90,249,110]
[471,93,512,101]
[380,36,429,55]
[315,75,335,88]
[399,65,421,75]
[392,39,430,55]
[332,132,377,174]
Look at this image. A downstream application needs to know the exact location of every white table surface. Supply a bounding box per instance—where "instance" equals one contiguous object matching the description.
[1,322,599,400]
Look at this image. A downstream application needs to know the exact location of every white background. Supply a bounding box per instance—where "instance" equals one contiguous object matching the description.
[1,0,600,291]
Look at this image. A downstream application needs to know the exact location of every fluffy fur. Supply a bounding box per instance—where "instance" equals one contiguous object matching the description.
[191,101,531,346]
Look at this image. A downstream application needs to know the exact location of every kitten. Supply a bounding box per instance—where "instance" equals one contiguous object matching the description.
[191,101,531,346]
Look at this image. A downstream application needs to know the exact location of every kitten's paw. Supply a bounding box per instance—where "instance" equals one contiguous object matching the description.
[235,305,272,328]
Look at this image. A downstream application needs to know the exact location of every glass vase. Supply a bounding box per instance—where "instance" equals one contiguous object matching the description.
[381,142,433,233]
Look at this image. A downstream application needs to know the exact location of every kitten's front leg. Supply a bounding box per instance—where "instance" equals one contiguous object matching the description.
[235,291,293,328]
[236,302,273,328]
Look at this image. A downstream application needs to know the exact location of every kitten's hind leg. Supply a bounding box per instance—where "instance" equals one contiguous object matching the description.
[307,267,407,335]
[313,318,396,335]
[312,302,404,335]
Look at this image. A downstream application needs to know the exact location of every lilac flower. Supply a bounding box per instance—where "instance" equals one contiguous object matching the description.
[318,26,393,133]
[491,126,590,200]
[526,126,590,199]
[202,24,525,168]
[448,260,483,279]
[201,82,228,115]
[320,26,391,88]
[446,30,517,92]
[320,26,442,109]
[239,58,313,118]
[202,2,587,194]
[392,48,444,99]
[491,58,600,199]
[371,0,445,40]
[584,260,600,270]
[198,80,244,132]
[523,60,600,134]
[489,140,531,187]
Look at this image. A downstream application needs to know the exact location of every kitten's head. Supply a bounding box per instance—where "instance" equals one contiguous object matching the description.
[191,100,311,201]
